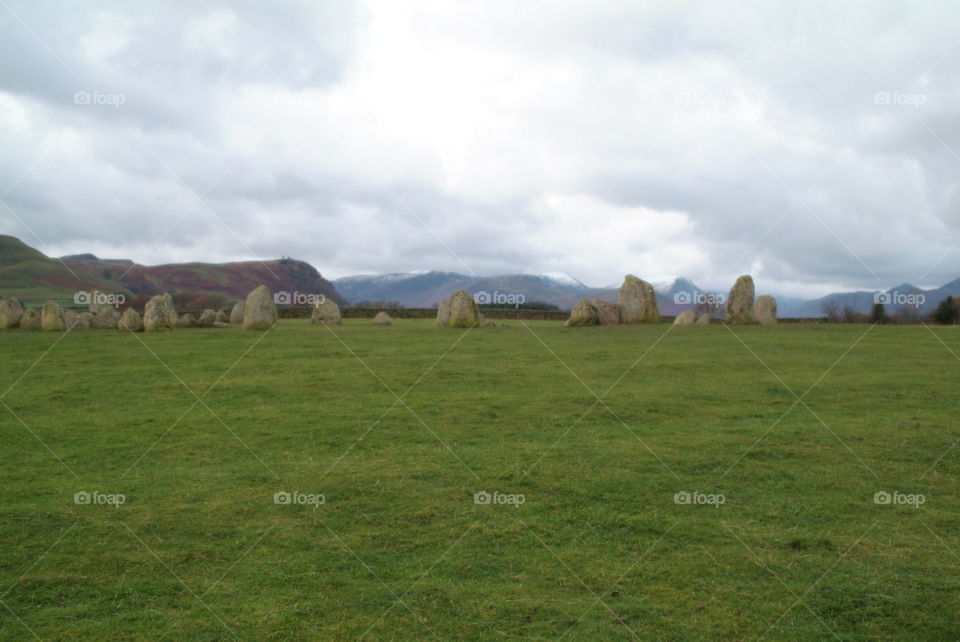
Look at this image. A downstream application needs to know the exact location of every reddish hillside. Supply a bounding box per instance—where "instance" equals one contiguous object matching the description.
[63,256,345,304]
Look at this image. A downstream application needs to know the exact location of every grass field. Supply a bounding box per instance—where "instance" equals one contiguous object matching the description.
[1,320,958,640]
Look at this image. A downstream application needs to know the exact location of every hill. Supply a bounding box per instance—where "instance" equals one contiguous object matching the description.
[0,235,344,307]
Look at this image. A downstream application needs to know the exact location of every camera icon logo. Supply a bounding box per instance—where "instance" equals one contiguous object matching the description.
[474,491,492,505]
[873,491,891,505]
[673,491,691,505]
[273,291,292,305]
[873,292,892,305]
[73,91,91,105]
[74,491,91,505]
[674,291,692,305]
[474,291,491,305]
[274,491,292,505]
[74,291,91,305]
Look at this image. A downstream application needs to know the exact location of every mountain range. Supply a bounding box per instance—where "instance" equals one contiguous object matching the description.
[2,235,957,317]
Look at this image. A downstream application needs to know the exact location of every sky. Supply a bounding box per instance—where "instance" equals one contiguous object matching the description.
[1,0,958,298]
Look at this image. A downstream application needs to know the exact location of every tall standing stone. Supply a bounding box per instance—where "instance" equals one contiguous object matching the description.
[40,301,65,331]
[242,285,278,330]
[435,300,451,327]
[447,290,479,328]
[311,297,342,325]
[618,275,660,323]
[229,301,245,325]
[753,295,777,325]
[726,275,756,324]
[143,293,178,331]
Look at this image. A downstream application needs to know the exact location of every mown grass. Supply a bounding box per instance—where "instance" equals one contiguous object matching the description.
[0,320,958,640]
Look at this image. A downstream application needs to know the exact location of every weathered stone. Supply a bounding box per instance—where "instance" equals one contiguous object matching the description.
[592,299,620,326]
[41,301,65,331]
[0,297,24,329]
[695,313,711,326]
[215,310,229,324]
[143,293,178,332]
[19,308,41,329]
[197,309,217,327]
[673,310,695,326]
[118,308,143,332]
[618,275,660,323]
[76,312,94,330]
[435,300,451,327]
[91,308,120,329]
[212,321,229,328]
[372,311,392,325]
[63,309,78,330]
[242,285,278,330]
[177,313,195,328]
[726,275,756,324]
[447,290,480,328]
[229,301,245,325]
[753,295,777,325]
[311,297,342,325]
[565,299,599,326]
[88,290,114,315]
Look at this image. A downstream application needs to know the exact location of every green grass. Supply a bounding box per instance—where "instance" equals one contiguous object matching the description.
[1,321,958,640]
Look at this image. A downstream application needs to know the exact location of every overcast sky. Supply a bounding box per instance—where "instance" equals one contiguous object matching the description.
[1,0,958,297]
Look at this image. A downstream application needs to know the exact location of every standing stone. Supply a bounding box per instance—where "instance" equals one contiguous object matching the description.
[178,313,196,328]
[143,293,178,332]
[76,312,94,330]
[372,311,392,325]
[565,299,599,326]
[215,310,229,324]
[726,275,756,324]
[63,309,79,330]
[242,285,278,330]
[592,299,620,326]
[19,308,41,329]
[435,300,451,327]
[695,313,711,326]
[118,308,143,332]
[673,310,696,326]
[41,301,65,331]
[229,301,245,325]
[618,275,660,323]
[447,290,480,328]
[753,295,778,325]
[197,309,217,327]
[91,308,121,329]
[311,297,342,325]
[0,297,24,329]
